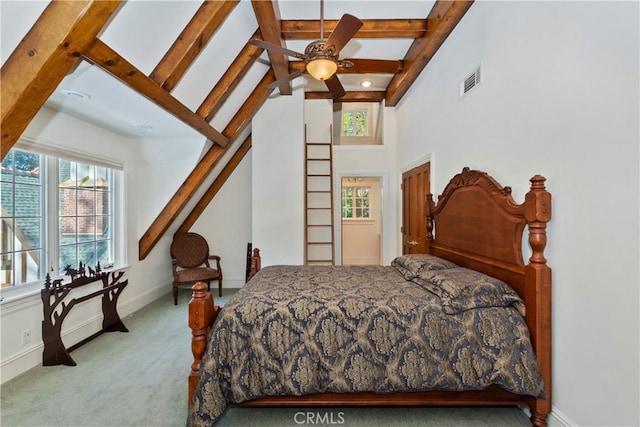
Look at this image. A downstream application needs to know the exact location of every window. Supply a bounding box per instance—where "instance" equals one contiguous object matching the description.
[333,102,382,145]
[341,187,370,219]
[1,146,119,289]
[342,109,368,137]
[1,151,44,287]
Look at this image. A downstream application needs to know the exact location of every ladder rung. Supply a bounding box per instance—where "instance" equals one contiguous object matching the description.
[307,158,331,161]
[307,259,334,263]
[307,207,331,210]
[308,190,331,193]
[308,174,331,177]
[307,224,332,227]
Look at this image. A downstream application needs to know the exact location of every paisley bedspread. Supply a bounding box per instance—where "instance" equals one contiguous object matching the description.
[187,264,544,426]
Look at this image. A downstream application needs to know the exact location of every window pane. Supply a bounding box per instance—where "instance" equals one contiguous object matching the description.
[14,183,41,217]
[13,152,41,184]
[1,149,44,286]
[78,189,96,216]
[1,182,14,216]
[78,216,96,242]
[57,158,114,275]
[1,253,13,288]
[96,240,111,266]
[60,217,77,245]
[1,218,14,252]
[14,250,41,284]
[59,159,73,185]
[59,188,77,216]
[97,216,110,239]
[60,245,77,275]
[15,217,41,249]
[78,241,96,267]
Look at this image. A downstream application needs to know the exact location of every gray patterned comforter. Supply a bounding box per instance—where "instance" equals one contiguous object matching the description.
[187,264,544,426]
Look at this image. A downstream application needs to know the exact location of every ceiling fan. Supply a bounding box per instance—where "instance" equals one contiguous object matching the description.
[250,0,371,99]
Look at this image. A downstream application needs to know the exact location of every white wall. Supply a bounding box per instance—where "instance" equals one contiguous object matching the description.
[252,90,306,266]
[395,2,639,426]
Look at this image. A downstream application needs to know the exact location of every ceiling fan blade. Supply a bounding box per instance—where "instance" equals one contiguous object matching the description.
[249,39,305,60]
[324,74,346,100]
[323,13,363,54]
[267,69,307,89]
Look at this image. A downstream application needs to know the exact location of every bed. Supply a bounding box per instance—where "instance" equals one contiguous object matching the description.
[186,167,552,427]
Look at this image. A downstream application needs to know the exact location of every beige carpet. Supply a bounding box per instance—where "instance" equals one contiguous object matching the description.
[1,290,533,427]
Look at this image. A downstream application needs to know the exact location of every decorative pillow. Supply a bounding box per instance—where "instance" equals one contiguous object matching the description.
[391,254,459,280]
[413,268,525,315]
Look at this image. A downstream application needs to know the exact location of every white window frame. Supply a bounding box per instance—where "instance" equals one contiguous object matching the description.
[341,185,372,220]
[0,139,126,302]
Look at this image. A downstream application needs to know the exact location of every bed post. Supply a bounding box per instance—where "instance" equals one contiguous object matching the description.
[247,248,261,281]
[188,282,219,407]
[524,175,552,427]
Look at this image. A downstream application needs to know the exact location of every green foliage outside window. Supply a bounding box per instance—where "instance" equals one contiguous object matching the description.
[341,186,370,219]
[342,109,368,137]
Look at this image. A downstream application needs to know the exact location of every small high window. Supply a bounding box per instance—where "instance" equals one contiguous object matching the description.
[333,102,383,145]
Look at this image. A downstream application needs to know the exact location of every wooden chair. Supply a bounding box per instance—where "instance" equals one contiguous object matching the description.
[170,232,222,305]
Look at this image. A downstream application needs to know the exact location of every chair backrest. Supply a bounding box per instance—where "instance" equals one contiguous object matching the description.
[171,233,210,268]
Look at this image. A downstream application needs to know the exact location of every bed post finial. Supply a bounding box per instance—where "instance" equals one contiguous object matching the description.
[525,175,551,264]
[425,193,435,243]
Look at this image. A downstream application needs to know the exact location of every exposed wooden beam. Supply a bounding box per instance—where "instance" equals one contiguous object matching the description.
[385,0,474,107]
[289,59,403,75]
[1,0,123,160]
[150,0,239,92]
[305,91,386,103]
[281,19,427,39]
[176,134,252,235]
[138,69,276,260]
[197,30,264,122]
[83,39,230,148]
[251,0,291,95]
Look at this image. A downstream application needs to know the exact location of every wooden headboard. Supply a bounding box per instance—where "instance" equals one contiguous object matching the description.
[425,167,552,420]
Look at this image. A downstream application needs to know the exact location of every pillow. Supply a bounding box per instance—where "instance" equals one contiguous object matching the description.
[391,254,459,280]
[413,268,525,315]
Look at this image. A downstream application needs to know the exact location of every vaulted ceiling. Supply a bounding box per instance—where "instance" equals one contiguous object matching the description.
[0,0,473,259]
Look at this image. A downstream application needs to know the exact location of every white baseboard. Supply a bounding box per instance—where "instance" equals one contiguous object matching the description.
[521,405,575,427]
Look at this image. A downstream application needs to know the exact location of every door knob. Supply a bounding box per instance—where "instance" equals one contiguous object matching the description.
[407,240,419,246]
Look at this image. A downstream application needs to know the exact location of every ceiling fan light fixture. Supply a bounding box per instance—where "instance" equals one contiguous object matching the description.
[306,58,338,81]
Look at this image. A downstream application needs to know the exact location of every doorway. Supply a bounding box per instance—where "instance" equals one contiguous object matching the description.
[401,162,431,254]
[340,176,382,265]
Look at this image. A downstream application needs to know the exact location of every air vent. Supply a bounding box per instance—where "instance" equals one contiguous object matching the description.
[460,65,481,98]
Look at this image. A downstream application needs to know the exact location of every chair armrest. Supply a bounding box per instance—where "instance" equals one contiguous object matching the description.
[171,258,179,275]
[208,255,222,273]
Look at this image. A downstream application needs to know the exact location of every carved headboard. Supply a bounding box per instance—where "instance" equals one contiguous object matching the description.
[425,167,551,302]
[424,167,552,412]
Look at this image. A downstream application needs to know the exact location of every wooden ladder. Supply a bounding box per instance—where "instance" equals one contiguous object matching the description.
[304,126,335,265]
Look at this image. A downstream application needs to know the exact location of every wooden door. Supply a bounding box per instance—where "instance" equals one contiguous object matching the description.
[402,162,430,254]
